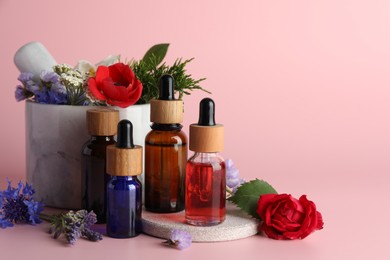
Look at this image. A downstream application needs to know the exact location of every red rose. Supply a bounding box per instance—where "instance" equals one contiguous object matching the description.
[257,194,323,240]
[88,63,143,108]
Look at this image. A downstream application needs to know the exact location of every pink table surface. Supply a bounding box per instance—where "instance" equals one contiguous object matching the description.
[1,171,389,260]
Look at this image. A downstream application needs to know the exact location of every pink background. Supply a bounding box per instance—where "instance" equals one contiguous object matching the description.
[1,0,390,259]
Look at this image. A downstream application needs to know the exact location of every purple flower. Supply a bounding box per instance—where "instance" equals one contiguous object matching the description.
[17,72,34,84]
[25,81,41,94]
[0,217,13,229]
[40,71,60,83]
[0,180,44,228]
[2,180,23,198]
[15,70,68,105]
[226,159,240,188]
[64,218,82,245]
[51,82,67,94]
[24,200,44,225]
[81,228,103,242]
[34,90,50,104]
[163,229,192,250]
[48,90,67,104]
[15,85,27,102]
[225,159,245,196]
[82,210,98,228]
[34,88,67,105]
[48,210,102,245]
[22,183,34,196]
[18,72,38,94]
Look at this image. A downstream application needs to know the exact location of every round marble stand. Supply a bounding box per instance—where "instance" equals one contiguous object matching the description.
[142,202,259,242]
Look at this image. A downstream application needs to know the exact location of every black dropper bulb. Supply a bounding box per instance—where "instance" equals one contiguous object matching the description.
[158,74,175,100]
[116,120,135,148]
[198,98,216,126]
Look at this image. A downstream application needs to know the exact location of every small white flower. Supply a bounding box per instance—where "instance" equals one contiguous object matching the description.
[75,55,120,78]
[75,60,95,76]
[95,55,120,67]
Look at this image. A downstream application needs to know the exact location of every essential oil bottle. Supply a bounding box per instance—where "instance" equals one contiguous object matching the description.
[106,120,143,238]
[82,108,119,223]
[145,75,188,213]
[185,98,226,226]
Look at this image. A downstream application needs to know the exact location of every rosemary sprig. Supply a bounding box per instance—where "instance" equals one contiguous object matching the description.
[130,44,209,104]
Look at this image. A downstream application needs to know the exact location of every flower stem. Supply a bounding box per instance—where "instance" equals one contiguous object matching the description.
[39,213,54,222]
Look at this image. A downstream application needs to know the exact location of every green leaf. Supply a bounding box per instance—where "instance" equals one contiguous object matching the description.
[228,179,277,219]
[142,43,169,66]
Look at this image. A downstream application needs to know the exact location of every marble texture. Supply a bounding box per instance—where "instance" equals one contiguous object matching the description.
[25,101,151,209]
[26,101,91,209]
[142,202,259,242]
[14,42,57,79]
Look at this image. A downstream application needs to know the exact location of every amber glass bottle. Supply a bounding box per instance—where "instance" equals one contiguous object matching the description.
[145,75,188,213]
[82,109,119,223]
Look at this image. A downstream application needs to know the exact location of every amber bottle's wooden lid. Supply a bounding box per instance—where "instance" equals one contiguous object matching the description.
[189,124,224,152]
[150,99,183,124]
[86,109,119,136]
[106,145,143,176]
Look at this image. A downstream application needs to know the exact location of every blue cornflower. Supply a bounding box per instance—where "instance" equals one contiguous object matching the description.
[2,180,23,199]
[163,229,192,250]
[0,217,13,228]
[0,180,44,228]
[22,182,34,196]
[24,200,44,225]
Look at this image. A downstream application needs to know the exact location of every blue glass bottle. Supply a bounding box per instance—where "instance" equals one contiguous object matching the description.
[106,120,143,238]
[106,176,142,238]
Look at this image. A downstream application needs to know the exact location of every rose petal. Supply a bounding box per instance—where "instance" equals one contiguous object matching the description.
[257,194,281,220]
[126,81,142,100]
[87,78,106,101]
[95,66,110,85]
[258,194,324,240]
[90,62,143,108]
[316,211,324,230]
[109,63,131,86]
[107,99,133,108]
[101,79,128,101]
[261,223,286,240]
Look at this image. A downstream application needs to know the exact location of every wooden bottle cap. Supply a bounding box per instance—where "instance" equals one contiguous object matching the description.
[150,99,183,124]
[189,124,224,152]
[86,108,119,136]
[106,145,143,176]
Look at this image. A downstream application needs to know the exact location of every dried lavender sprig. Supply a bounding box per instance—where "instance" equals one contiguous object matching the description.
[45,210,102,245]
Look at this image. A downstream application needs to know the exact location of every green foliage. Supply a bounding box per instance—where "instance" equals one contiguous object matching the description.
[228,179,278,219]
[131,44,209,104]
[142,43,169,66]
